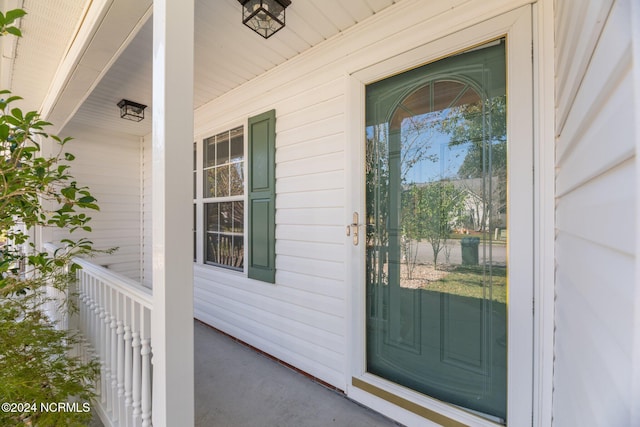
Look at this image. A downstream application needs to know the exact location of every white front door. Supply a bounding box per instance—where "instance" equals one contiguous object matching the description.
[348,6,533,426]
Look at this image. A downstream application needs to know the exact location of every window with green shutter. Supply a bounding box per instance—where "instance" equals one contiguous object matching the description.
[194,112,275,282]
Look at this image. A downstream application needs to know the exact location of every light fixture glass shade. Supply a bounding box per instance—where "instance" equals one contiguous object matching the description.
[117,99,147,122]
[238,0,291,39]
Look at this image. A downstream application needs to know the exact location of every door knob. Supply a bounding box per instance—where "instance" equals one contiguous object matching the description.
[346,212,360,245]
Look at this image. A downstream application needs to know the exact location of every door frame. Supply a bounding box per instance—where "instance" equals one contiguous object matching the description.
[345,5,542,426]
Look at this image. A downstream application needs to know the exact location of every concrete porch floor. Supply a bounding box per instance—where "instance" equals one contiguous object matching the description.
[194,320,402,427]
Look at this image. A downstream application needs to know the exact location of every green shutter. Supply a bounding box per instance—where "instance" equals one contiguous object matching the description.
[248,110,276,283]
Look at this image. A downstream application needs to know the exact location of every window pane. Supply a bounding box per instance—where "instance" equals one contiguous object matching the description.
[216,131,230,166]
[204,169,216,198]
[216,166,230,197]
[205,203,219,232]
[203,212,244,271]
[205,233,219,264]
[204,136,216,168]
[230,126,243,162]
[233,201,244,233]
[219,202,233,232]
[230,163,244,196]
[233,235,244,268]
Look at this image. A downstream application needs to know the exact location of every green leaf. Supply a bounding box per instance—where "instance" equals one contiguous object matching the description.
[5,9,26,24]
[10,108,23,120]
[5,26,21,37]
[5,95,22,103]
[78,196,96,204]
[0,124,9,140]
[24,110,39,121]
[60,187,77,199]
[4,115,21,126]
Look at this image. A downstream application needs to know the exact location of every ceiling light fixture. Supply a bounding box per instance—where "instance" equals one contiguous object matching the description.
[117,99,147,122]
[237,0,291,39]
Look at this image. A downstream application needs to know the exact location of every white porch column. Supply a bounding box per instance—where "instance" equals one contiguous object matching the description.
[151,0,195,426]
[631,2,640,426]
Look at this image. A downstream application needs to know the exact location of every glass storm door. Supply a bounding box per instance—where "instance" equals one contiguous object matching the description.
[365,40,508,422]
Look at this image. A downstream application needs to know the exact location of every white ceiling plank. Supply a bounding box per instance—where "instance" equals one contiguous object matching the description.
[365,0,398,13]
[10,0,89,112]
[283,8,326,47]
[308,0,357,32]
[340,0,376,23]
[10,0,402,136]
[286,1,340,40]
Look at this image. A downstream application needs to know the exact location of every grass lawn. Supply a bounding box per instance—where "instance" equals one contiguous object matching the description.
[421,265,507,304]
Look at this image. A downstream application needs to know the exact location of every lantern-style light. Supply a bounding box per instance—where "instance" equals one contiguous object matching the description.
[237,0,291,39]
[117,99,147,122]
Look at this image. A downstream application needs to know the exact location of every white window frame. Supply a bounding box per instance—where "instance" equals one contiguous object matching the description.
[194,122,248,275]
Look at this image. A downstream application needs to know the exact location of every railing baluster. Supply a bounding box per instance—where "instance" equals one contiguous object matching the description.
[87,277,95,359]
[79,273,89,360]
[92,279,100,360]
[132,327,142,427]
[104,289,113,414]
[124,326,132,427]
[141,338,152,427]
[98,280,107,405]
[117,319,125,423]
[43,245,153,427]
[110,314,119,423]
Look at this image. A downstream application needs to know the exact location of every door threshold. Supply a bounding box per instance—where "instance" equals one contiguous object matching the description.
[352,377,468,427]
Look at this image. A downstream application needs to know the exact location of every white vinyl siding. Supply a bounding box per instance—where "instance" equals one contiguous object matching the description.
[554,0,638,425]
[193,79,347,387]
[187,0,537,399]
[51,124,143,281]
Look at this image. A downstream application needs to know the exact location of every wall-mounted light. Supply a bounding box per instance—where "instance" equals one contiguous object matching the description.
[237,0,291,39]
[117,99,147,122]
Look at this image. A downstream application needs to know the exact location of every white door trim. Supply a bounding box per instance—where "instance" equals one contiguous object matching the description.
[345,5,537,426]
[532,1,556,425]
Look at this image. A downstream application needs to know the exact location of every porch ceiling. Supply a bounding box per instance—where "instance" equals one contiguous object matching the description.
[4,0,404,137]
[1,0,90,113]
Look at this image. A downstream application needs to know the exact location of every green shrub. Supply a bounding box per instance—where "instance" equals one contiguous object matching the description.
[0,8,101,426]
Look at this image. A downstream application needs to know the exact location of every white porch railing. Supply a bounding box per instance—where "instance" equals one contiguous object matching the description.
[74,257,153,427]
[43,244,154,427]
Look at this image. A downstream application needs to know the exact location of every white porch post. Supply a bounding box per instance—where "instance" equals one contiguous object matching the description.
[631,1,640,425]
[151,0,195,426]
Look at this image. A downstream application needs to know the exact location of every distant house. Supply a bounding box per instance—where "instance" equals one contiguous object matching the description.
[455,176,505,232]
[3,0,638,426]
